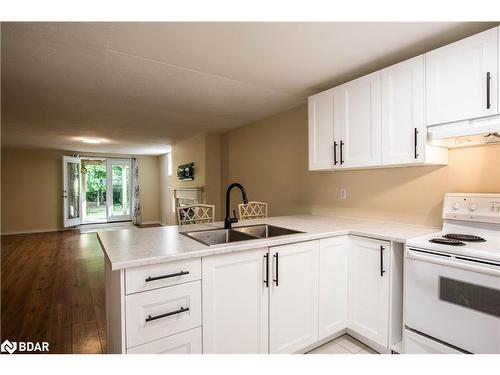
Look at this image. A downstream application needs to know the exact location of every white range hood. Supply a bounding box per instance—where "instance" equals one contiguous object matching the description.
[428,115,500,148]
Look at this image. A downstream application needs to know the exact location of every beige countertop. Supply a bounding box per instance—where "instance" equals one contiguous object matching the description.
[97,214,440,271]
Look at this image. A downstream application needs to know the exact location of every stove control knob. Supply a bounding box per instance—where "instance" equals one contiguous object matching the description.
[468,203,478,211]
[452,202,461,211]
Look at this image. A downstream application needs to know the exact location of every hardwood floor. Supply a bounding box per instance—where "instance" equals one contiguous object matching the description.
[1,230,106,354]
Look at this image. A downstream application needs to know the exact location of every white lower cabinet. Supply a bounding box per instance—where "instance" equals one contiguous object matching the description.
[110,235,402,354]
[269,241,319,353]
[318,236,348,339]
[348,236,390,348]
[202,248,269,354]
[127,327,202,354]
[201,240,320,354]
[200,236,401,354]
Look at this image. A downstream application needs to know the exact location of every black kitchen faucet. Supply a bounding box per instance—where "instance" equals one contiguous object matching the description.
[224,183,249,229]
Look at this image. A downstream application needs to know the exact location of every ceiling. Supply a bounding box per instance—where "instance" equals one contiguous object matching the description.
[1,22,497,155]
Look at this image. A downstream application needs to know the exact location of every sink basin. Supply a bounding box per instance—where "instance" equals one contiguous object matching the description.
[181,224,303,246]
[232,224,303,238]
[181,228,257,246]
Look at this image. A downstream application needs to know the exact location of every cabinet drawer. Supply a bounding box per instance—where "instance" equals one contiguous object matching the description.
[125,258,201,294]
[127,327,202,354]
[126,281,201,348]
[404,329,463,354]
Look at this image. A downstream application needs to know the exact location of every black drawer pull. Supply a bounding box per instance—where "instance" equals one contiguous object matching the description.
[273,253,279,286]
[145,307,189,322]
[145,270,189,282]
[380,245,386,277]
[340,140,344,165]
[264,253,269,287]
[333,141,338,165]
[486,72,491,109]
[414,128,419,159]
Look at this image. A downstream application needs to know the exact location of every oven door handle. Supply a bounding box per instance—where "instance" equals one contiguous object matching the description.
[407,250,500,277]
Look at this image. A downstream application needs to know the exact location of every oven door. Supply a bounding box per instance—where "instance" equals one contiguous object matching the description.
[405,248,500,354]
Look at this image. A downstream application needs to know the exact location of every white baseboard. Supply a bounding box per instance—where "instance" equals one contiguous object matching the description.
[299,329,347,353]
[346,328,390,354]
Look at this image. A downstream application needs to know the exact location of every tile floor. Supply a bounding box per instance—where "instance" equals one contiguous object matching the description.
[307,334,378,354]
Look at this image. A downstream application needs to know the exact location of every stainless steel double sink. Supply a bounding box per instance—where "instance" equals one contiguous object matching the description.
[181,224,303,246]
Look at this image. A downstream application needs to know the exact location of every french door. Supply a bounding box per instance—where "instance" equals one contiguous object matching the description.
[63,156,132,226]
[62,156,83,227]
[106,159,133,222]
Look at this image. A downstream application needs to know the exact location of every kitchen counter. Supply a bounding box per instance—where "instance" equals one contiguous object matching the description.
[97,214,440,270]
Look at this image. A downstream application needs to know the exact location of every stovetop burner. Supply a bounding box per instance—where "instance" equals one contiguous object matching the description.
[429,238,466,246]
[443,233,486,242]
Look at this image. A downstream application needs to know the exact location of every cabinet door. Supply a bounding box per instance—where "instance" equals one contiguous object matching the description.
[308,89,337,170]
[348,236,390,348]
[335,72,381,168]
[426,27,498,125]
[269,240,319,354]
[202,248,268,353]
[318,236,348,340]
[381,55,425,164]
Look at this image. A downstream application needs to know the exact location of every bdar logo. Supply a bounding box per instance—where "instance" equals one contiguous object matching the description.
[1,340,17,354]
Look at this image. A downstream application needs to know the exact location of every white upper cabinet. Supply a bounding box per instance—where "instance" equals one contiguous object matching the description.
[335,72,382,168]
[307,27,500,170]
[426,27,498,125]
[308,88,337,170]
[381,55,426,164]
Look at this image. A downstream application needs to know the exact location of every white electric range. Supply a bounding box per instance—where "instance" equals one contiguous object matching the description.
[404,193,500,354]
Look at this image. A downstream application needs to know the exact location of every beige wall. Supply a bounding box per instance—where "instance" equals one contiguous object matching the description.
[221,104,500,227]
[160,133,222,224]
[1,148,161,234]
[158,153,174,225]
[1,148,63,233]
[205,134,222,220]
[172,133,207,189]
[136,155,160,224]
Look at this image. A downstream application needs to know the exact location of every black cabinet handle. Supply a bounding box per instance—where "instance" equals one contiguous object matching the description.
[273,253,279,286]
[340,140,344,165]
[333,141,338,165]
[380,245,386,277]
[264,253,269,287]
[145,307,189,322]
[486,72,491,109]
[414,128,419,159]
[145,270,189,282]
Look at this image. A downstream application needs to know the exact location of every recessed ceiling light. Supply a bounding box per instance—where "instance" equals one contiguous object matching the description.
[81,138,102,144]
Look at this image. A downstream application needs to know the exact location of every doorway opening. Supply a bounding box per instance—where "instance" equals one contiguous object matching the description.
[63,156,133,227]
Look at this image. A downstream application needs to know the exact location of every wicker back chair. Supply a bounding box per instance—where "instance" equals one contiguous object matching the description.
[238,201,268,220]
[177,204,215,225]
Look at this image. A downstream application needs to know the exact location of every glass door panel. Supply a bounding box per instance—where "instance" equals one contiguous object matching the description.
[82,159,107,223]
[63,156,82,227]
[106,159,132,222]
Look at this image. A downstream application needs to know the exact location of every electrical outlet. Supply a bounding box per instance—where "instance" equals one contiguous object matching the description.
[340,188,347,200]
